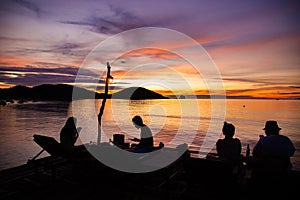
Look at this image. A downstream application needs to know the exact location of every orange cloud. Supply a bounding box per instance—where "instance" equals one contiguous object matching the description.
[118,48,180,60]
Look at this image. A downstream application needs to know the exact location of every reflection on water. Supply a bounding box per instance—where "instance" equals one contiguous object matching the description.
[0,99,299,171]
[0,101,70,170]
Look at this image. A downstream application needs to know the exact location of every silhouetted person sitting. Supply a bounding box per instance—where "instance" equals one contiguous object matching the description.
[251,120,295,178]
[60,116,82,156]
[216,121,242,171]
[202,122,242,198]
[245,120,296,198]
[131,115,154,153]
[31,117,82,174]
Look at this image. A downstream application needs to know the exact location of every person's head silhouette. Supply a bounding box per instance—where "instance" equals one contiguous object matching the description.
[222,121,235,138]
[263,120,281,136]
[132,115,144,128]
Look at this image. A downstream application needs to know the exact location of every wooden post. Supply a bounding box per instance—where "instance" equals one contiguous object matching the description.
[97,62,111,145]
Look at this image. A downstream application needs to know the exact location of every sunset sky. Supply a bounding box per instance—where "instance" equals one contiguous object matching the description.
[0,0,299,99]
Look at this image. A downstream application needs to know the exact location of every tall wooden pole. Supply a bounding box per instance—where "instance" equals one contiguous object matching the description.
[97,62,111,145]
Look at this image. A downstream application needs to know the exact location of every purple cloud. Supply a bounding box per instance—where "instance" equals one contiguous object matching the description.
[12,0,41,17]
[60,4,152,35]
[0,65,99,86]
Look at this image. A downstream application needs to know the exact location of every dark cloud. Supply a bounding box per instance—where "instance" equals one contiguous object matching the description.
[289,86,300,89]
[0,65,100,87]
[221,78,270,85]
[1,65,78,75]
[225,88,265,94]
[31,62,102,78]
[279,92,300,95]
[50,42,85,56]
[48,41,89,58]
[48,41,92,59]
[1,39,90,61]
[60,4,153,35]
[12,0,41,17]
[0,72,75,86]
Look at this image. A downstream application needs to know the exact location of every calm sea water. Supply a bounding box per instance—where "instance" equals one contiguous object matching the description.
[0,99,299,171]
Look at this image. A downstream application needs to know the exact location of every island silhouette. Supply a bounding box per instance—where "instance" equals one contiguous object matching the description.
[0,84,292,102]
[0,84,169,101]
[112,87,168,100]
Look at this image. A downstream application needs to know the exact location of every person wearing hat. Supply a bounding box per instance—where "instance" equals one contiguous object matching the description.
[249,120,296,196]
[252,120,295,167]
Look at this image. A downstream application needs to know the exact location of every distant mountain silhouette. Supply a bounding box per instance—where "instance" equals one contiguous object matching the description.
[0,84,168,101]
[0,84,100,101]
[112,87,169,100]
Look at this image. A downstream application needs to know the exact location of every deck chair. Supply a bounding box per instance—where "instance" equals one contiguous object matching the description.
[31,134,62,158]
[28,134,78,177]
